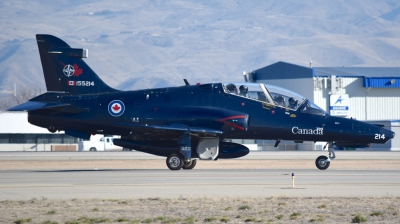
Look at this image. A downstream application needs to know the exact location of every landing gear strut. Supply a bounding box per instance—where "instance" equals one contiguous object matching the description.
[315,142,336,170]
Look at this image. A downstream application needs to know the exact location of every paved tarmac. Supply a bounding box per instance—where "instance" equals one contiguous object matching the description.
[0,151,399,200]
[0,169,399,200]
[0,150,399,160]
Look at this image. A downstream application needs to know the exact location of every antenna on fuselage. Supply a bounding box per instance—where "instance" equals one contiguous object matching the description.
[183,79,190,86]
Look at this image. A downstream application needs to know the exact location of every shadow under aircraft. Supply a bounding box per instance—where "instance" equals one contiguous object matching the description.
[9,35,395,170]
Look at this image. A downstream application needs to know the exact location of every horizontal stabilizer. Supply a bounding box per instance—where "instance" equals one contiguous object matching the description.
[115,123,223,135]
[7,101,69,111]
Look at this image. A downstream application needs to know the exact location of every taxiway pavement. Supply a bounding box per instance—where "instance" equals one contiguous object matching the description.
[0,151,399,200]
[0,150,399,160]
[0,169,399,200]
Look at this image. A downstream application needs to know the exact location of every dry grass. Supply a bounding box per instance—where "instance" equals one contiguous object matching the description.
[0,197,399,223]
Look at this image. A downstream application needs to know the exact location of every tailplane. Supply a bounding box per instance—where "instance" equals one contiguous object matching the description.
[36,34,117,95]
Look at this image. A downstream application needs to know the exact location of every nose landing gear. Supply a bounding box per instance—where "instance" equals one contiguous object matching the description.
[315,142,336,170]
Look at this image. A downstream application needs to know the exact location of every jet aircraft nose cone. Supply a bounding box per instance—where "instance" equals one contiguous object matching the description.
[386,129,395,139]
[379,128,395,143]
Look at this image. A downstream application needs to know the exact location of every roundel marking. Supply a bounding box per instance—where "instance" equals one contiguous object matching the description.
[108,100,125,117]
[63,64,75,77]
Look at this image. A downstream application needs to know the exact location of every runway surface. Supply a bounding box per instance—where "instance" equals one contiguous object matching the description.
[1,169,400,200]
[0,151,399,200]
[1,150,399,160]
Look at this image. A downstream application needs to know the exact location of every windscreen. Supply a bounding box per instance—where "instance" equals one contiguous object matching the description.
[300,100,328,116]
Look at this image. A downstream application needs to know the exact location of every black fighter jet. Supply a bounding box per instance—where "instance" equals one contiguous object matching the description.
[8,35,395,170]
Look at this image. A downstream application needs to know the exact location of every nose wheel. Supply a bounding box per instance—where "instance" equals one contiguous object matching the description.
[315,142,335,170]
[315,155,330,170]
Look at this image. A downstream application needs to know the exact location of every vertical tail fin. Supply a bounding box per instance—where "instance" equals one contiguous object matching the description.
[36,34,117,95]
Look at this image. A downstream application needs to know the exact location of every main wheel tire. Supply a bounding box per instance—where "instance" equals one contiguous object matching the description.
[182,159,197,170]
[89,147,97,151]
[166,153,184,170]
[315,155,330,170]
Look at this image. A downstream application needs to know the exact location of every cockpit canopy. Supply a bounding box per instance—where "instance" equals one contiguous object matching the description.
[222,83,327,115]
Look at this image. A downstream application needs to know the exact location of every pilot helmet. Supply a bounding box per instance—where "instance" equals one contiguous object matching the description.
[289,97,297,105]
[239,85,248,93]
[227,83,237,92]
[275,95,284,102]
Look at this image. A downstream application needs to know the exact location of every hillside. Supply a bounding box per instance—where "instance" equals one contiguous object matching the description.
[1,0,400,101]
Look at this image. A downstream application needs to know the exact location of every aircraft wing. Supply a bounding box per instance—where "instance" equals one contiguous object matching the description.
[7,101,70,111]
[115,123,223,135]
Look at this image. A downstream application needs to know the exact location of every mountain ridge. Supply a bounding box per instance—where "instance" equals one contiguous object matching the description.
[0,0,400,97]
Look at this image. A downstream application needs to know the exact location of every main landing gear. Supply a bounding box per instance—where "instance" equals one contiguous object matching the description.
[166,153,197,170]
[183,159,197,169]
[315,142,336,170]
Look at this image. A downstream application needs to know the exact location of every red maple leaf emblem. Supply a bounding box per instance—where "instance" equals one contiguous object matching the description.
[73,63,83,76]
[112,104,121,111]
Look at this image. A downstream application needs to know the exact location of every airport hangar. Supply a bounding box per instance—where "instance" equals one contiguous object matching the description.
[241,61,400,151]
